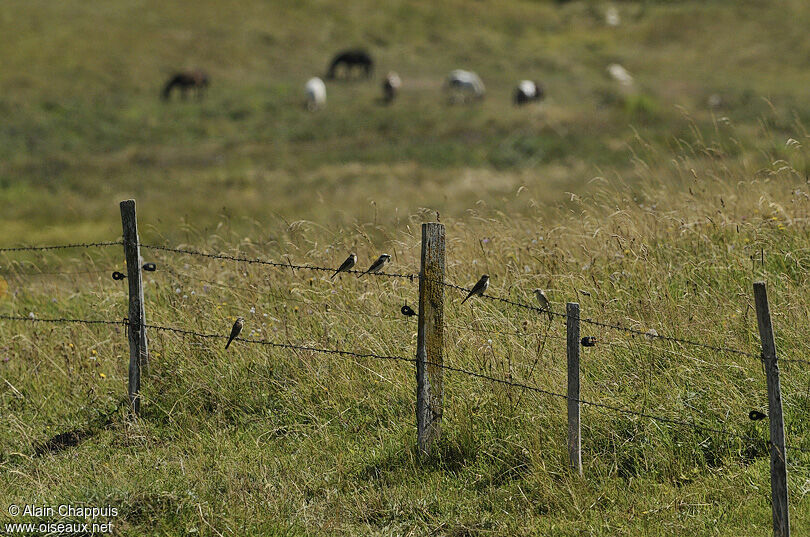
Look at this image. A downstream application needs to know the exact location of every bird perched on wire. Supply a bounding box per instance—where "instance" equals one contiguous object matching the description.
[331,253,357,279]
[225,317,244,349]
[358,253,391,278]
[534,288,553,322]
[462,275,489,304]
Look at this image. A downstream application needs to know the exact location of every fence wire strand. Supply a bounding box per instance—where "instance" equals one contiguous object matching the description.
[0,241,122,252]
[1,269,111,277]
[440,278,760,359]
[146,322,414,364]
[0,314,126,326]
[142,244,418,281]
[161,266,416,324]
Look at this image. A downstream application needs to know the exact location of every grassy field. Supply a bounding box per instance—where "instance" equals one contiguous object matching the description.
[3,0,810,243]
[1,0,810,535]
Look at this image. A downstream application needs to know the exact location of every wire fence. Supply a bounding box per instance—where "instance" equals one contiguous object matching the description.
[7,312,809,458]
[0,239,767,362]
[0,313,756,442]
[141,241,765,361]
[1,239,807,460]
[0,238,796,393]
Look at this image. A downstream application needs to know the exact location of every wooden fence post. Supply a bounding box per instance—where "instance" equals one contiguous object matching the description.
[753,281,790,537]
[121,200,149,416]
[567,302,582,476]
[416,222,445,455]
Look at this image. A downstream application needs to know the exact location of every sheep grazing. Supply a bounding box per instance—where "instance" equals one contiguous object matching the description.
[605,6,620,27]
[607,63,634,87]
[444,69,485,104]
[513,80,544,106]
[326,49,374,80]
[304,77,326,111]
[381,72,402,104]
[161,70,209,101]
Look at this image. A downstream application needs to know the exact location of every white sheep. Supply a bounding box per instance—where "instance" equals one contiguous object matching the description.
[607,64,634,87]
[513,80,544,105]
[605,6,620,27]
[304,77,326,111]
[444,69,485,104]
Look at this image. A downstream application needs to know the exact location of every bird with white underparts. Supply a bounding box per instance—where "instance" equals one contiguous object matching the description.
[358,253,391,278]
[462,275,489,304]
[534,289,553,322]
[225,317,244,349]
[331,253,357,279]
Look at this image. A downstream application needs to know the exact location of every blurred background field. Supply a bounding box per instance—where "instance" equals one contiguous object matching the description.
[1,0,810,535]
[2,0,810,242]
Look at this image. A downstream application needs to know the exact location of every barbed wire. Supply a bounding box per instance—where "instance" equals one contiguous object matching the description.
[166,266,569,341]
[431,359,732,436]
[0,240,765,362]
[0,242,804,454]
[0,313,794,445]
[145,323,414,364]
[1,269,111,277]
[146,321,734,436]
[168,266,567,338]
[0,241,122,252]
[0,241,785,365]
[164,266,571,340]
[441,278,760,359]
[445,321,566,340]
[165,266,562,338]
[781,357,810,366]
[0,314,126,326]
[161,266,417,324]
[142,244,418,281]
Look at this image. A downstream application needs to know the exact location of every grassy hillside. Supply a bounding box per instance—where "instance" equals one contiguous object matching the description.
[1,0,810,535]
[2,0,810,243]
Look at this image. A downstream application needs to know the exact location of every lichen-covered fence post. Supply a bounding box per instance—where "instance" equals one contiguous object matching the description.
[416,222,445,455]
[120,200,149,416]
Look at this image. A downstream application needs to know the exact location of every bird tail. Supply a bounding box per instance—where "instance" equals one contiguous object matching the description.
[461,294,470,304]
[330,272,338,280]
[225,339,232,349]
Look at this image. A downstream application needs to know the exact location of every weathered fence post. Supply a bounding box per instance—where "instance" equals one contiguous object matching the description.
[416,222,445,455]
[121,200,149,416]
[753,281,790,537]
[567,302,582,476]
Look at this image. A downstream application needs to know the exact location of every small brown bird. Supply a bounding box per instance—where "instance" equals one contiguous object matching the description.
[225,317,244,349]
[534,289,553,322]
[331,253,357,279]
[581,336,597,347]
[462,275,489,304]
[358,254,391,278]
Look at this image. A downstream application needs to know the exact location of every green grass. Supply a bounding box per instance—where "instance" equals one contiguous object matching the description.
[1,0,810,534]
[2,0,810,243]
